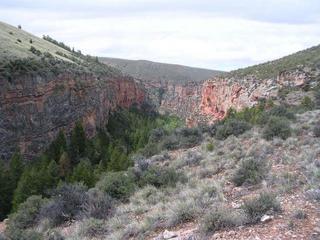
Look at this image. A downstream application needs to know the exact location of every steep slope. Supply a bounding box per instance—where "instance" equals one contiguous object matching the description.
[0,22,146,160]
[0,21,75,61]
[195,45,320,124]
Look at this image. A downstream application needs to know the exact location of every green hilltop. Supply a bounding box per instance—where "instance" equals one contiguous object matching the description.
[230,44,320,79]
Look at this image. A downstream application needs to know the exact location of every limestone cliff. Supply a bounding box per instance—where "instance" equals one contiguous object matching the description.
[0,72,145,160]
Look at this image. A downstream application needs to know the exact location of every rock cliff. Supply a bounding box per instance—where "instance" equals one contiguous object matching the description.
[0,72,145,160]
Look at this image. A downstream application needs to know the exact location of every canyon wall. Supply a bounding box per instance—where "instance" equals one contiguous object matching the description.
[139,68,314,127]
[0,73,145,160]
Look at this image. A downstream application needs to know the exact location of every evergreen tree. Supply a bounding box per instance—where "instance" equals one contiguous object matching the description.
[108,145,131,171]
[47,130,67,162]
[46,160,59,188]
[69,122,86,164]
[9,152,24,184]
[12,166,46,211]
[0,162,12,220]
[58,152,71,179]
[70,159,95,187]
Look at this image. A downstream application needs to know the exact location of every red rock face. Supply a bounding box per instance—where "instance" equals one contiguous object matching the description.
[0,73,145,160]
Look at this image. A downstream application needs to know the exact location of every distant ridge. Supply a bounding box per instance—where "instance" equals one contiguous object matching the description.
[100,57,224,83]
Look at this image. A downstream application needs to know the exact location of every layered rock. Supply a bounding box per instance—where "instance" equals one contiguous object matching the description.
[139,68,314,127]
[0,73,145,160]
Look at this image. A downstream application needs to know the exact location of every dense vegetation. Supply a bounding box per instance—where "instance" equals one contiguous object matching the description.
[0,107,182,221]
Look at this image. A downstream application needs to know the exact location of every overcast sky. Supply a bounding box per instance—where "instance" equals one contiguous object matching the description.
[1,0,320,71]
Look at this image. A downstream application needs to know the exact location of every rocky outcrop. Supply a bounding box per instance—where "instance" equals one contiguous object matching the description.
[198,69,315,122]
[0,73,145,160]
[138,68,315,127]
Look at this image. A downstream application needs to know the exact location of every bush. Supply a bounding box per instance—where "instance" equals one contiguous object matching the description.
[242,192,280,224]
[45,230,65,240]
[96,171,136,201]
[215,119,251,140]
[138,166,183,188]
[313,124,320,137]
[78,218,108,238]
[5,195,46,240]
[166,199,199,227]
[82,188,114,219]
[301,96,314,110]
[29,46,42,56]
[181,151,203,167]
[39,183,88,226]
[263,116,292,140]
[232,157,269,186]
[175,127,203,148]
[314,89,320,108]
[206,142,214,152]
[200,206,245,234]
[268,105,295,120]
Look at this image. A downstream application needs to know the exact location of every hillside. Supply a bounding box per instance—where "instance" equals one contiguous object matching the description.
[100,57,223,83]
[0,21,75,62]
[229,44,320,79]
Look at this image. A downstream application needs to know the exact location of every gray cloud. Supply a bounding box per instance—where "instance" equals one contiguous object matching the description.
[1,0,320,70]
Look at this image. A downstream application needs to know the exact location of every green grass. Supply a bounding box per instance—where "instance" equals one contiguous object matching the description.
[0,21,75,62]
[229,44,320,79]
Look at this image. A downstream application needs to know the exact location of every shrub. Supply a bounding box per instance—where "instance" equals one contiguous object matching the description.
[181,151,203,167]
[314,89,320,108]
[82,188,114,219]
[293,209,307,220]
[242,192,280,224]
[200,206,245,234]
[45,230,65,240]
[29,46,42,56]
[263,116,292,140]
[96,171,136,201]
[206,142,214,152]
[5,195,46,240]
[166,199,199,227]
[313,124,320,137]
[175,127,203,148]
[232,157,269,186]
[268,105,295,120]
[301,96,314,110]
[39,183,88,226]
[138,166,183,188]
[160,135,179,150]
[78,218,108,238]
[215,119,251,140]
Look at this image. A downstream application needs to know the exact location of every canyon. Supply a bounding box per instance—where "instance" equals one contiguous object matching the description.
[1,20,319,161]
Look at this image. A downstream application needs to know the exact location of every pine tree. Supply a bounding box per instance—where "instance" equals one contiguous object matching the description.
[107,145,130,171]
[58,152,71,179]
[9,152,24,184]
[70,159,94,187]
[69,122,86,164]
[12,167,45,211]
[46,160,59,188]
[47,130,67,162]
[0,162,12,220]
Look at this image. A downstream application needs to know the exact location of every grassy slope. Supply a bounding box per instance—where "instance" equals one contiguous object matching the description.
[0,21,77,62]
[100,57,224,83]
[229,44,320,79]
[0,21,122,78]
